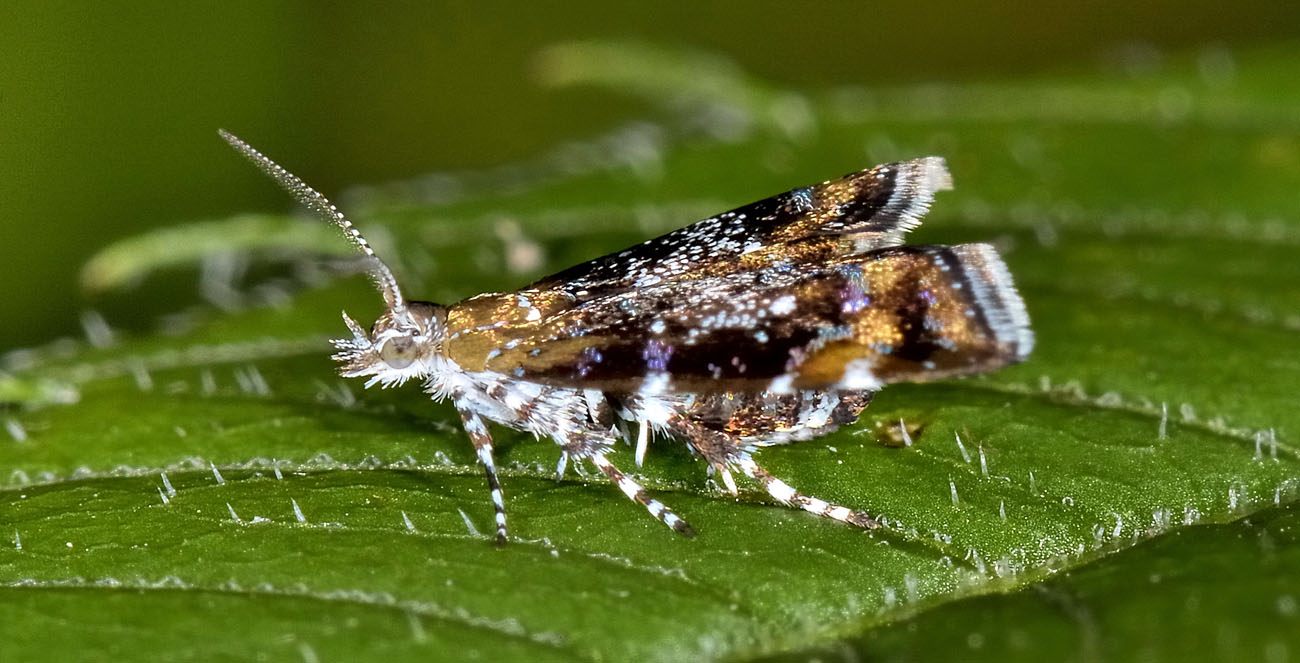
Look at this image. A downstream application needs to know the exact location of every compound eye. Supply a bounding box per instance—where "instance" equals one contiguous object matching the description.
[379,337,417,369]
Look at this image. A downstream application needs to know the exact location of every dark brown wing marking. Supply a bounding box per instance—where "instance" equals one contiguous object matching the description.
[527,158,952,303]
[446,244,1032,393]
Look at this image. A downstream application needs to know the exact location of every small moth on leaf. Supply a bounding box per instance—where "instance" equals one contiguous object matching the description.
[220,130,1033,545]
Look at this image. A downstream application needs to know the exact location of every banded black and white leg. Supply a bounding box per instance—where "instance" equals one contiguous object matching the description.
[591,454,696,537]
[456,404,509,545]
[667,414,877,529]
[734,457,878,529]
[562,435,696,538]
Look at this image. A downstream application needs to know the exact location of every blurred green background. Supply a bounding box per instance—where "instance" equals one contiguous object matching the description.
[2,1,1298,352]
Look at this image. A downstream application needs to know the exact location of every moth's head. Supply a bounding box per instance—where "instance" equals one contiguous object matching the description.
[218,130,449,389]
[332,300,447,389]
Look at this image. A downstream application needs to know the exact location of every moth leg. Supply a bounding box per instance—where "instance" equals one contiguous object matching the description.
[554,451,570,480]
[734,457,878,530]
[664,413,876,529]
[560,431,695,537]
[609,395,651,467]
[456,405,508,546]
[634,419,651,468]
[663,415,743,496]
[714,463,739,496]
[590,453,697,538]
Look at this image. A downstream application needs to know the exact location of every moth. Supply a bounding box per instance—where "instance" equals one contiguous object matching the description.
[221,130,1033,545]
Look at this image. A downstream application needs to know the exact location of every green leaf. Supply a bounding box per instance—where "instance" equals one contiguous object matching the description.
[766,500,1300,662]
[3,42,1299,661]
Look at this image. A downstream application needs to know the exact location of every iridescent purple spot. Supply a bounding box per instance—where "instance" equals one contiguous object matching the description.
[642,340,673,372]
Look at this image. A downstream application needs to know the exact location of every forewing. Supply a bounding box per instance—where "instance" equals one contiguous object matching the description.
[447,244,1032,394]
[527,157,952,302]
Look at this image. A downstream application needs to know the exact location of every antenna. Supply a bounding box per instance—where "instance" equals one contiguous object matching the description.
[218,130,406,314]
